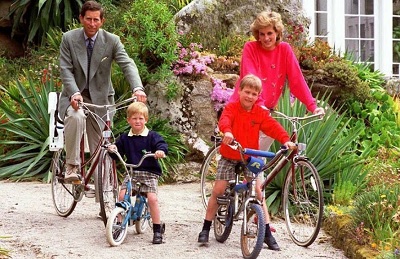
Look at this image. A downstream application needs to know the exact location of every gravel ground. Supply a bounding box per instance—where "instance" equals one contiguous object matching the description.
[0,181,347,259]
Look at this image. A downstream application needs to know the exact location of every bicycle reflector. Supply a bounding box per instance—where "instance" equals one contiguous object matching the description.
[246,156,265,175]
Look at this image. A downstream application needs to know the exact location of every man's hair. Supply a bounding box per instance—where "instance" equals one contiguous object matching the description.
[126,102,149,120]
[250,11,284,44]
[80,1,105,19]
[240,74,262,93]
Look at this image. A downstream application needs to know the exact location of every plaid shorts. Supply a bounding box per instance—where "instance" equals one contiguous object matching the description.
[121,171,159,194]
[216,157,253,180]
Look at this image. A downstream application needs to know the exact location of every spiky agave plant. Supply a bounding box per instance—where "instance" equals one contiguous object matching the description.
[0,68,59,181]
[264,89,365,215]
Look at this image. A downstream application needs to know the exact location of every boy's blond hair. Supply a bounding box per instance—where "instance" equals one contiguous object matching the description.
[240,74,262,93]
[126,102,149,120]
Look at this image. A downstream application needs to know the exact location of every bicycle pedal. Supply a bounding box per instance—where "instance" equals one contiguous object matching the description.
[216,196,229,205]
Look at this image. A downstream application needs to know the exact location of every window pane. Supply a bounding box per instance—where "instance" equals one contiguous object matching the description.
[345,0,358,15]
[394,17,400,39]
[316,13,328,36]
[393,64,400,77]
[394,0,400,15]
[346,39,359,58]
[345,16,359,38]
[362,0,374,15]
[360,40,374,62]
[316,0,327,11]
[360,17,374,38]
[393,40,400,62]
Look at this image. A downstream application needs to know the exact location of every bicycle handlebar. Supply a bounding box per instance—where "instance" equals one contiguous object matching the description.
[78,96,137,110]
[271,110,323,122]
[106,147,165,174]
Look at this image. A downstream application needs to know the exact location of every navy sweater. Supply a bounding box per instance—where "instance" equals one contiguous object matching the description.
[112,131,168,176]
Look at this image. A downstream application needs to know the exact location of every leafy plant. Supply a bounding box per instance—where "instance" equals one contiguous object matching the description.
[161,0,192,13]
[8,0,83,45]
[264,89,364,215]
[351,185,400,253]
[0,69,57,181]
[119,0,179,84]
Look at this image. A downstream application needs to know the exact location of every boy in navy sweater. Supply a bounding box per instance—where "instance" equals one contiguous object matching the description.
[108,102,168,244]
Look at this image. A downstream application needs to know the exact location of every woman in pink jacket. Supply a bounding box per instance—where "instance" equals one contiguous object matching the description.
[229,11,325,251]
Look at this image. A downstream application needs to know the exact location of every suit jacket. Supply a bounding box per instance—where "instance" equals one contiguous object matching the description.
[58,28,143,119]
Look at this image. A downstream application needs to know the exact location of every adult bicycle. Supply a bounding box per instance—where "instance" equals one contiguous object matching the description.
[200,111,324,247]
[105,151,165,246]
[48,93,136,226]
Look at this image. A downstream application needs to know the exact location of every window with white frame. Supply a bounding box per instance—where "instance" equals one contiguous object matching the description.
[302,0,393,78]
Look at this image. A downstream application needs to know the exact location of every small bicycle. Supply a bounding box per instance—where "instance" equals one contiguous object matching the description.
[48,93,136,226]
[105,151,165,246]
[200,111,324,248]
[213,152,269,259]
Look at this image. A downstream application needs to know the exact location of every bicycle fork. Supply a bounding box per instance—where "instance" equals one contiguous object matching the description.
[241,179,259,236]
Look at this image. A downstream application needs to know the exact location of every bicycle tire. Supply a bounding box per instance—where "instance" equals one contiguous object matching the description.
[50,149,77,217]
[282,158,323,247]
[135,201,151,234]
[98,149,119,227]
[240,203,266,259]
[214,201,234,243]
[200,144,221,209]
[105,207,128,246]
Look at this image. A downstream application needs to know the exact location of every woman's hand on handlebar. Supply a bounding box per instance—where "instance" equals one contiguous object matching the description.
[313,107,325,117]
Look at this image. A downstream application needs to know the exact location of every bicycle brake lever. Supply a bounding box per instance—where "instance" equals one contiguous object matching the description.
[227,142,239,150]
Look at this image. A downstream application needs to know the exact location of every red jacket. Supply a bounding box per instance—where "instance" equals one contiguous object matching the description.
[219,101,290,160]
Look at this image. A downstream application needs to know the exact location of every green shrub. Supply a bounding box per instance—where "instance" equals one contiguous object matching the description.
[8,0,83,45]
[264,89,364,215]
[119,0,179,84]
[332,164,368,206]
[0,69,58,181]
[351,185,400,252]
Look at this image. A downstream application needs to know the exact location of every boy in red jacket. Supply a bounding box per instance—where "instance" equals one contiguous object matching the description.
[198,74,295,250]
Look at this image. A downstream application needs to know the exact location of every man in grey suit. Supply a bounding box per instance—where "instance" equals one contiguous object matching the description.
[59,0,146,183]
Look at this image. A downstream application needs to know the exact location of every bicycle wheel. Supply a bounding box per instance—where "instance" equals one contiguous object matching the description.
[105,207,128,246]
[282,158,323,247]
[50,149,77,217]
[200,144,221,209]
[135,201,151,234]
[240,203,266,259]
[98,149,119,227]
[214,201,234,243]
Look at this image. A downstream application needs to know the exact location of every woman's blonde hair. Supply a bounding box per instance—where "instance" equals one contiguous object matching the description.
[126,102,149,120]
[240,74,262,93]
[250,11,284,44]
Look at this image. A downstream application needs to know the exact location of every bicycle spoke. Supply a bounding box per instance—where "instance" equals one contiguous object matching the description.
[283,159,323,247]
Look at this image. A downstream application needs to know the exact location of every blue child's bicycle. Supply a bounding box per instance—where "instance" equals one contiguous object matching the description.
[105,151,164,246]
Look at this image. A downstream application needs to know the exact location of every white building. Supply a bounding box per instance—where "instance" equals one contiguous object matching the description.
[302,0,397,78]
